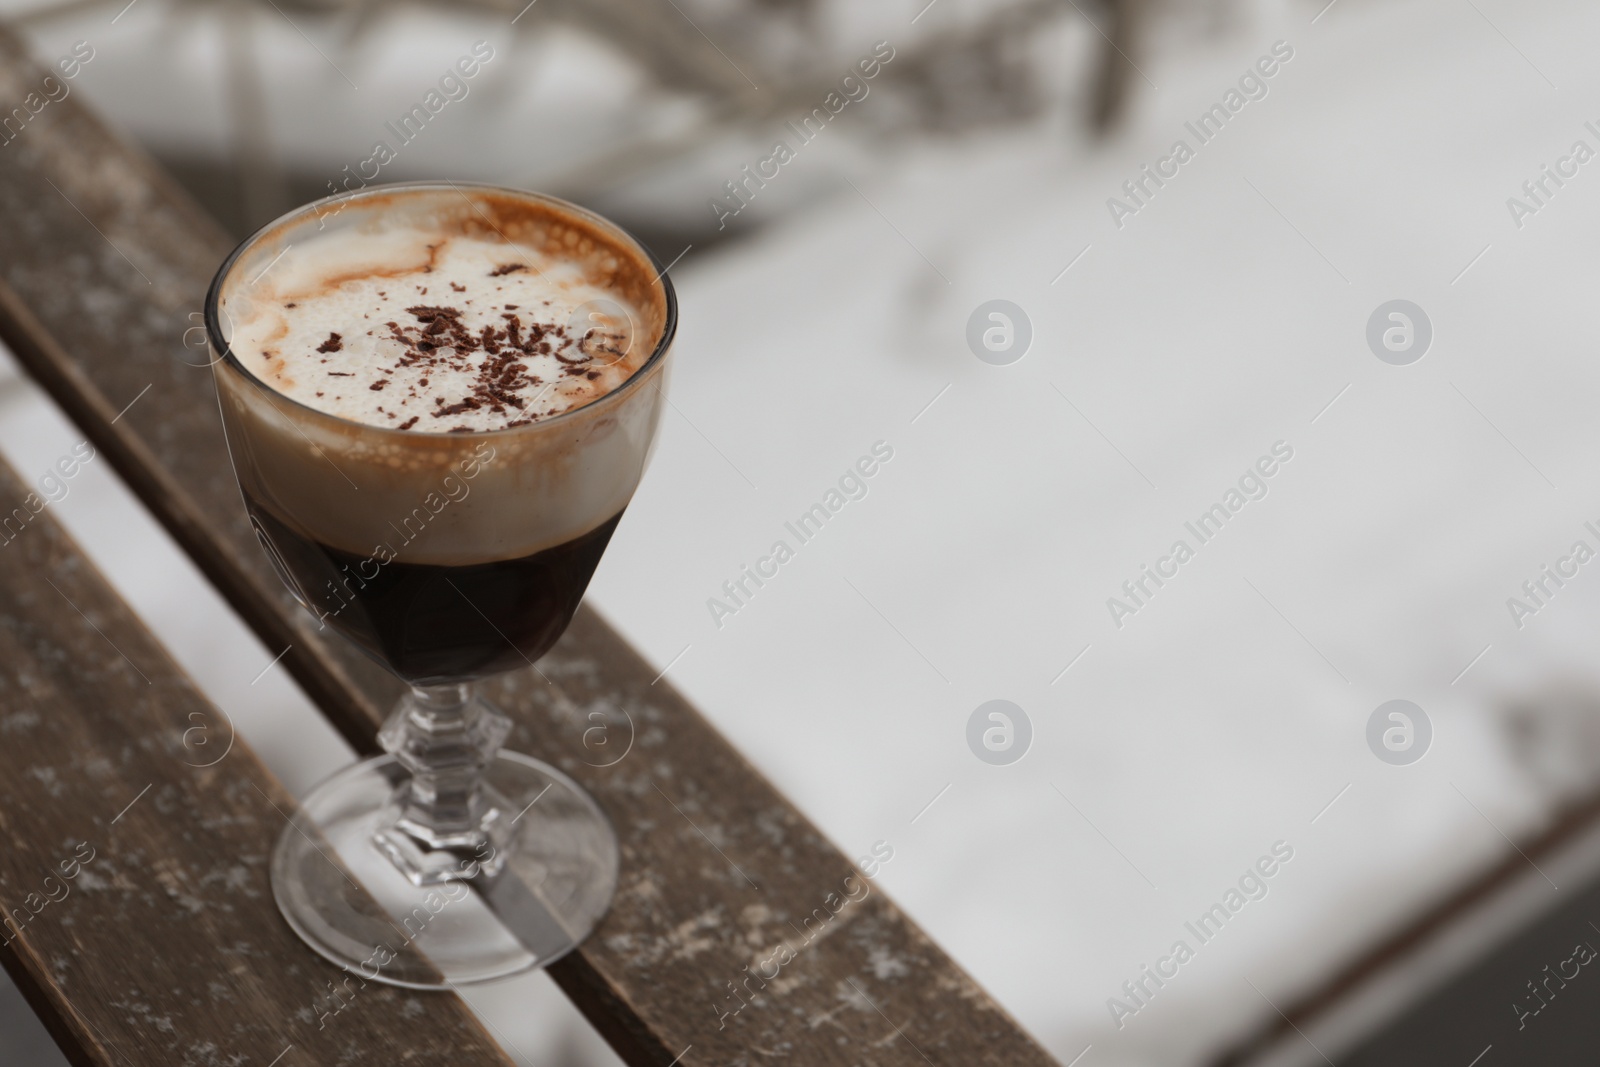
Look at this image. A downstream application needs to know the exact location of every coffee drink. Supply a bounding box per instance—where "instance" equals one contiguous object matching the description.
[209,185,673,683]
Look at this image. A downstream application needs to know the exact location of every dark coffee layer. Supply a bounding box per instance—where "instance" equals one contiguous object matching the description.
[248,494,622,684]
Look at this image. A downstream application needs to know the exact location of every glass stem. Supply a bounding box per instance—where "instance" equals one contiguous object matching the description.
[376,682,512,878]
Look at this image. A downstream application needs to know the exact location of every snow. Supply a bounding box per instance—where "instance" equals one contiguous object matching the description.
[589,0,1600,1061]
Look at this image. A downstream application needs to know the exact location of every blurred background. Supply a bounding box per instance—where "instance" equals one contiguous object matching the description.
[5,0,1600,1063]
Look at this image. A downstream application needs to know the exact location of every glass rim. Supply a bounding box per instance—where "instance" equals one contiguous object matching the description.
[203,179,680,439]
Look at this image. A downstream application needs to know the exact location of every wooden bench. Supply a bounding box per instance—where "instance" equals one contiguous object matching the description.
[0,24,1058,1067]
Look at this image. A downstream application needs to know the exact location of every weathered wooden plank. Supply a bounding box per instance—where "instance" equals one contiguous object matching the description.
[0,455,516,1066]
[0,24,1059,1067]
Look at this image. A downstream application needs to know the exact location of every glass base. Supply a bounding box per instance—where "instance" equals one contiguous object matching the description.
[271,751,619,989]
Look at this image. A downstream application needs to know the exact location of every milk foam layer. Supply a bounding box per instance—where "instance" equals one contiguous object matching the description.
[227,211,655,432]
[210,186,674,565]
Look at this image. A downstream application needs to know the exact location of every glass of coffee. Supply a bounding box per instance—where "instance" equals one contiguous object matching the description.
[204,182,675,987]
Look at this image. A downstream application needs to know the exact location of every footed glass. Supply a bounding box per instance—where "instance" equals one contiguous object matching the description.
[204,182,675,987]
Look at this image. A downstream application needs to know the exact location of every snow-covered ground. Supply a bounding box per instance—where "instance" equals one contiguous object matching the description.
[7,0,1600,1064]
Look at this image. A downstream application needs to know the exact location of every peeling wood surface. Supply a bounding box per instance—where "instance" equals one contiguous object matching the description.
[0,25,1059,1067]
[0,456,515,1066]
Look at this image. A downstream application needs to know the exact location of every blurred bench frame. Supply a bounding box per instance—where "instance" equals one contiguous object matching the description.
[0,23,1059,1067]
